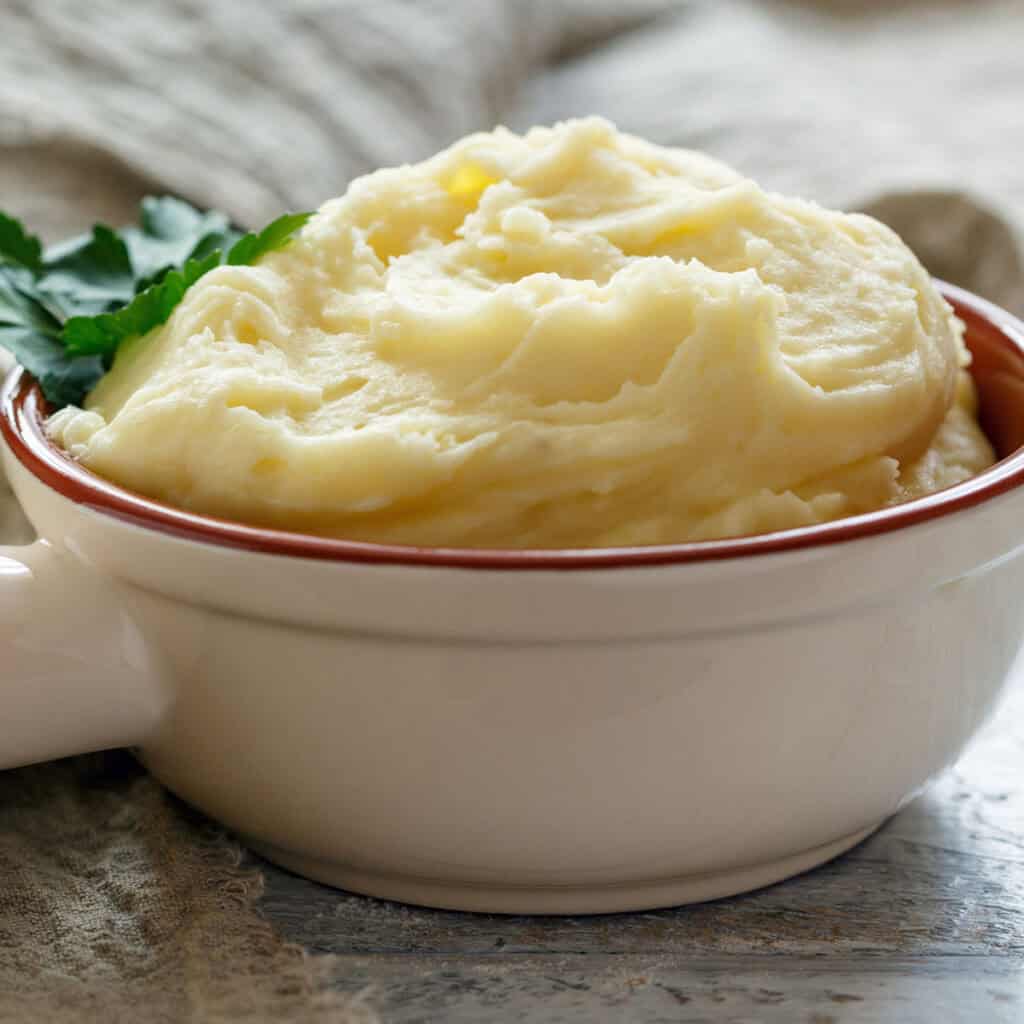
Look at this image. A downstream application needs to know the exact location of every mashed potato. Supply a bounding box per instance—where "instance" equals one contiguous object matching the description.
[49,118,994,547]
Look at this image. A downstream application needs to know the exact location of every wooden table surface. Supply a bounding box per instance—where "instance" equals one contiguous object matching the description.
[260,674,1024,1023]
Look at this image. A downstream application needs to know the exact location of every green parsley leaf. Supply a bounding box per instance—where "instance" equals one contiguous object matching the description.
[123,196,241,289]
[0,212,44,275]
[0,270,105,406]
[0,198,312,408]
[64,250,221,359]
[39,225,135,317]
[226,212,313,265]
[0,270,61,334]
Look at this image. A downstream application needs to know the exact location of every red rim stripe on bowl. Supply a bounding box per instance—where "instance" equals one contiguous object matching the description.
[4,282,1024,569]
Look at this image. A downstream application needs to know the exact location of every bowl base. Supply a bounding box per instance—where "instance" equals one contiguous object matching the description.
[246,822,882,915]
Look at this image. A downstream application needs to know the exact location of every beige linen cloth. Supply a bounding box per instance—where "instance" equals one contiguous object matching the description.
[1,1,1023,1020]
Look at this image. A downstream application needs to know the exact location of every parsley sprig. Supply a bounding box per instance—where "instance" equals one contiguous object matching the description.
[0,199,311,408]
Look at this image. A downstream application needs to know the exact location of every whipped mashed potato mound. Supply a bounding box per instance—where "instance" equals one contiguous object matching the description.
[50,118,994,547]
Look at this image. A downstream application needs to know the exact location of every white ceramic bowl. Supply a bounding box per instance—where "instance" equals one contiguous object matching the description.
[3,283,1024,914]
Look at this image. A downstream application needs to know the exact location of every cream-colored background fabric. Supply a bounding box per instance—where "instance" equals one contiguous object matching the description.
[1,1,1022,1019]
[2,0,1020,313]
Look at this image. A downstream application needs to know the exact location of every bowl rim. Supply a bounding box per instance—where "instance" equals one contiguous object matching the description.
[3,281,1024,571]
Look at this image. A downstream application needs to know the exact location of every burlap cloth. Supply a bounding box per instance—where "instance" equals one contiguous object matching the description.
[0,755,375,1024]
[2,1,1023,1020]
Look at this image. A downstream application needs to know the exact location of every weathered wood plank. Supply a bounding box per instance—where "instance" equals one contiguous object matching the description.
[321,954,1023,1024]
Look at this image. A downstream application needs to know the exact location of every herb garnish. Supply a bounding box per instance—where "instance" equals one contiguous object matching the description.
[0,199,311,408]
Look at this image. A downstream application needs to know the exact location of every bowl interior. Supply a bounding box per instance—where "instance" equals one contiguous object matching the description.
[961,295,1024,459]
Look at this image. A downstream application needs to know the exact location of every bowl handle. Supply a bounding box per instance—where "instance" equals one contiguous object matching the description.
[0,540,164,769]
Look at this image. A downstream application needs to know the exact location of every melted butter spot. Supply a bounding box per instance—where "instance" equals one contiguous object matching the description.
[252,457,284,477]
[445,163,499,204]
[233,320,263,345]
[366,226,407,265]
